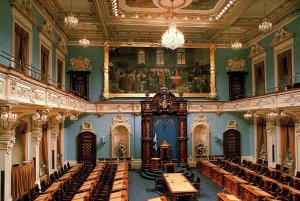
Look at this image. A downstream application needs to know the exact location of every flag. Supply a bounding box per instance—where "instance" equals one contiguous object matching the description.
[153,132,157,151]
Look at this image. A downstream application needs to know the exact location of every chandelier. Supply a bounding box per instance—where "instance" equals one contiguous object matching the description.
[259,4,272,33]
[79,24,90,48]
[64,0,78,27]
[161,0,184,50]
[231,39,242,50]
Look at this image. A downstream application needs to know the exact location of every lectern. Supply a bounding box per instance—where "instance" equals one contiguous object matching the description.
[160,140,171,163]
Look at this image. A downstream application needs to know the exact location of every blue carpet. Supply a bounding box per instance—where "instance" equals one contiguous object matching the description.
[128,168,222,201]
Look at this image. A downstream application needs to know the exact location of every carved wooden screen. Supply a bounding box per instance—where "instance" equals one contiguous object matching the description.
[223,129,241,162]
[77,132,96,166]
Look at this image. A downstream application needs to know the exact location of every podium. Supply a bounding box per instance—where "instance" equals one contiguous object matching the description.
[151,158,161,171]
[160,140,171,163]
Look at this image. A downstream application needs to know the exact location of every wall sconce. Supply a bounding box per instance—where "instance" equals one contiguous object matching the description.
[244,111,254,120]
[99,136,105,145]
[214,135,222,143]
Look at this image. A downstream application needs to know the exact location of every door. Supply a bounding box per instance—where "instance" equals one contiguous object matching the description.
[223,129,241,162]
[77,132,96,166]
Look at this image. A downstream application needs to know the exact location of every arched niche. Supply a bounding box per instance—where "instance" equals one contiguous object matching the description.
[191,116,210,160]
[110,115,130,158]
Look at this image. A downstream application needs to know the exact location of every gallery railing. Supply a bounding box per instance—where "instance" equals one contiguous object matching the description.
[0,49,87,100]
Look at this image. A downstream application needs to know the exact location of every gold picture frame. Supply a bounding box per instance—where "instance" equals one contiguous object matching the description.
[102,41,217,99]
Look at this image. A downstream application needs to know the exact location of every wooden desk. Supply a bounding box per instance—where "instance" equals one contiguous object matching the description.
[34,194,52,201]
[212,167,232,188]
[198,160,218,179]
[217,193,241,201]
[44,181,62,194]
[163,173,198,201]
[112,179,128,191]
[224,175,249,197]
[147,196,168,201]
[58,172,72,181]
[240,184,274,201]
[78,183,94,192]
[72,191,90,201]
[150,158,161,171]
[109,190,128,201]
[114,171,128,180]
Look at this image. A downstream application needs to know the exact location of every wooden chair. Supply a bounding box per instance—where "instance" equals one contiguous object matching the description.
[155,177,166,194]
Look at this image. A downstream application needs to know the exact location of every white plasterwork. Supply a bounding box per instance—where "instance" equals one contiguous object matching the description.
[191,115,210,162]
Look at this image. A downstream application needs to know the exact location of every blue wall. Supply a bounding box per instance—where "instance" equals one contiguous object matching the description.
[0,0,12,66]
[66,46,104,101]
[64,114,141,161]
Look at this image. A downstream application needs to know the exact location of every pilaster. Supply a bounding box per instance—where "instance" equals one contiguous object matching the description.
[0,106,18,201]
[266,121,275,163]
[295,123,300,172]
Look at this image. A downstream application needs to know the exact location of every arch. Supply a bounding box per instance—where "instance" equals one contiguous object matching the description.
[77,130,96,166]
[191,116,210,160]
[110,115,131,158]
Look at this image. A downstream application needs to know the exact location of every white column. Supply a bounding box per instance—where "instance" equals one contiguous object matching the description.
[31,122,42,185]
[0,106,17,201]
[49,114,63,171]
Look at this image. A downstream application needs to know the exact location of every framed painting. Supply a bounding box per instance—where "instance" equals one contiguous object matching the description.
[102,41,217,99]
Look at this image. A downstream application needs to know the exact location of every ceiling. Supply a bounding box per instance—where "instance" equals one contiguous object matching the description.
[36,0,300,47]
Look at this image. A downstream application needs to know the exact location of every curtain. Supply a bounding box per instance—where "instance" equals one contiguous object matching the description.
[42,123,49,176]
[256,117,263,158]
[57,124,63,167]
[288,121,295,169]
[280,116,291,164]
[20,34,28,71]
[14,28,21,68]
[11,162,35,200]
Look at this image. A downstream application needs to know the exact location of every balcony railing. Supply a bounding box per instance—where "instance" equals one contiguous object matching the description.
[0,49,87,100]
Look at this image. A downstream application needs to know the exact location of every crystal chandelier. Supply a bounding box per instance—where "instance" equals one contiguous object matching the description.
[79,37,90,48]
[259,4,272,33]
[79,24,90,48]
[64,0,78,27]
[231,39,242,51]
[161,0,184,50]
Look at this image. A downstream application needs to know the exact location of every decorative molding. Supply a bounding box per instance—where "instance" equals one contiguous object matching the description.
[10,0,37,26]
[69,57,92,71]
[226,120,238,130]
[80,122,93,133]
[38,20,55,44]
[249,42,265,58]
[226,58,246,72]
[271,27,294,47]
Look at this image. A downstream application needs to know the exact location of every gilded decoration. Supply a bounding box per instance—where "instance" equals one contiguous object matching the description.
[102,42,217,99]
[226,58,246,72]
[69,57,92,71]
[226,120,238,130]
[249,43,265,58]
[271,27,294,47]
[80,122,93,132]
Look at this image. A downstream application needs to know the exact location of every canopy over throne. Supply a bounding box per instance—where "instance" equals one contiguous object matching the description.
[140,88,188,169]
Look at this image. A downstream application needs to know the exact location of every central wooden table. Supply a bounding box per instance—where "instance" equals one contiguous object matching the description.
[163,173,198,201]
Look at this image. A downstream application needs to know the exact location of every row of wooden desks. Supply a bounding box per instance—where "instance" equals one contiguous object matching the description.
[109,162,129,201]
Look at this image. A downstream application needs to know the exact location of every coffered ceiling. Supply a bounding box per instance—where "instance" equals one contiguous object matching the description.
[35,0,300,47]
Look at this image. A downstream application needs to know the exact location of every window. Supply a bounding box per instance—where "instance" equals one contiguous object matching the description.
[156,49,164,65]
[277,49,292,90]
[40,45,49,82]
[14,23,29,72]
[57,58,64,89]
[254,61,265,96]
[137,49,145,65]
[177,49,185,65]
